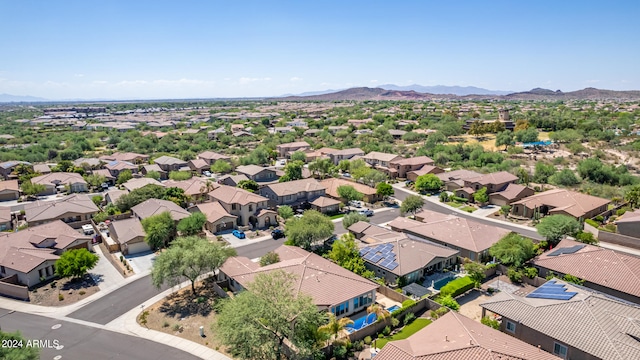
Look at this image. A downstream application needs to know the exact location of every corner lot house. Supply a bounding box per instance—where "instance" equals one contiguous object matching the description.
[276,141,310,158]
[389,211,511,262]
[131,198,190,222]
[463,171,518,193]
[219,245,379,318]
[208,185,275,228]
[0,180,20,201]
[107,217,149,255]
[374,311,559,360]
[481,279,639,360]
[511,189,610,220]
[24,194,99,226]
[320,177,381,203]
[190,201,238,233]
[31,172,88,195]
[0,221,92,288]
[361,152,403,176]
[435,169,483,191]
[259,178,326,207]
[531,238,640,304]
[356,225,458,285]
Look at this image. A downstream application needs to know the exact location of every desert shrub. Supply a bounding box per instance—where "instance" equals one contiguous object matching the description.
[363,336,372,345]
[617,208,628,216]
[481,316,500,329]
[79,290,86,295]
[403,312,416,326]
[439,276,474,298]
[58,294,64,301]
[436,295,460,311]
[391,317,400,328]
[507,267,524,283]
[172,324,181,332]
[585,218,600,227]
[382,326,391,336]
[162,321,170,328]
[435,307,449,317]
[450,196,468,203]
[576,231,598,244]
[333,345,347,359]
[439,192,449,202]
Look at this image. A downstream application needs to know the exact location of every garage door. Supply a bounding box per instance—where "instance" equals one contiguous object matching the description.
[126,241,151,255]
[216,222,234,233]
[490,197,508,206]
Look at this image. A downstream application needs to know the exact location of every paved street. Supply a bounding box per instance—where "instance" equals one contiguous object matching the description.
[0,308,202,360]
[334,208,401,235]
[393,186,543,240]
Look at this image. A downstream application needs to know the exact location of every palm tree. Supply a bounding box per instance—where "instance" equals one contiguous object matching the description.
[318,312,354,345]
[366,304,390,321]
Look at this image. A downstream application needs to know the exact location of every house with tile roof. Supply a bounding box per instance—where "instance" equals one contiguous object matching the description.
[164,177,217,203]
[615,209,640,238]
[259,178,326,207]
[276,141,310,158]
[31,172,88,195]
[354,224,458,285]
[99,152,149,164]
[531,238,640,304]
[141,163,167,180]
[0,179,20,201]
[489,183,535,206]
[197,151,231,165]
[481,279,640,360]
[463,171,519,194]
[389,156,435,179]
[389,211,511,262]
[327,148,365,165]
[235,165,279,184]
[122,177,164,192]
[310,196,341,214]
[187,159,209,174]
[0,221,92,287]
[375,311,560,360]
[190,201,238,234]
[361,152,403,176]
[107,217,149,255]
[435,169,484,191]
[218,245,379,318]
[24,194,99,226]
[217,174,250,187]
[153,155,188,172]
[510,189,610,220]
[0,207,12,231]
[0,161,31,180]
[104,160,138,178]
[33,163,52,175]
[131,198,190,222]
[320,177,381,204]
[406,165,445,182]
[208,185,275,228]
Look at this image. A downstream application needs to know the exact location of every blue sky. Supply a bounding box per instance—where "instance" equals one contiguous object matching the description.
[1,1,639,99]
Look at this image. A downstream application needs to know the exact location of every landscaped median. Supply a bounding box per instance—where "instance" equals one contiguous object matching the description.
[374,318,432,349]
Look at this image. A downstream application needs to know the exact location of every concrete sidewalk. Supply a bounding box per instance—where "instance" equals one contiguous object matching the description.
[92,244,126,292]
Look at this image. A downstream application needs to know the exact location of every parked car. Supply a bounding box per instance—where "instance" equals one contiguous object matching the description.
[358,209,374,217]
[349,200,363,208]
[232,229,246,239]
[271,229,285,240]
[82,224,95,235]
[203,170,212,177]
[342,172,351,178]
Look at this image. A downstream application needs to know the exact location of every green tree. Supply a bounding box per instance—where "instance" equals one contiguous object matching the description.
[534,162,556,184]
[177,212,207,236]
[376,182,394,200]
[0,330,39,360]
[141,211,176,249]
[625,184,640,208]
[575,231,598,245]
[92,195,103,206]
[548,169,580,187]
[290,151,307,163]
[515,167,530,185]
[151,236,235,295]
[464,261,487,287]
[342,211,369,229]
[362,169,387,187]
[211,159,233,174]
[514,127,539,143]
[436,295,460,311]
[169,171,192,181]
[163,187,190,208]
[85,173,106,190]
[337,185,363,203]
[145,170,161,180]
[259,251,280,266]
[327,233,374,278]
[318,313,353,346]
[414,174,443,193]
[308,158,334,179]
[337,159,350,172]
[213,270,325,360]
[284,210,334,250]
[536,215,580,244]
[115,184,166,212]
[20,180,46,197]
[278,205,294,220]
[400,195,424,216]
[237,179,259,193]
[116,169,133,185]
[55,248,99,279]
[495,130,515,151]
[278,160,304,182]
[468,120,486,138]
[473,187,489,204]
[489,233,535,268]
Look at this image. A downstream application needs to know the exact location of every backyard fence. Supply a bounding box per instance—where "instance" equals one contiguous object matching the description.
[0,274,29,301]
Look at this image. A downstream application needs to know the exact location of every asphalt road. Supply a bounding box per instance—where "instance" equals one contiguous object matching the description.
[393,187,543,240]
[66,276,170,325]
[334,208,401,235]
[0,308,201,360]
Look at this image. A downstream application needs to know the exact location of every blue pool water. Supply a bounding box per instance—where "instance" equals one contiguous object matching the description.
[522,140,552,147]
[386,305,401,313]
[433,274,456,290]
[346,313,377,333]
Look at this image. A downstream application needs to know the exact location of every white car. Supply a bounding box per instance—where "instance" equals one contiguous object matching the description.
[82,224,95,235]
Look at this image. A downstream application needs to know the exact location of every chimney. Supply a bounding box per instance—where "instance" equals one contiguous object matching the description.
[445,336,449,342]
[470,339,473,346]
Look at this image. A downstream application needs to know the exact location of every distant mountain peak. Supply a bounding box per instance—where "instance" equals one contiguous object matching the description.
[377,84,514,96]
[0,93,48,102]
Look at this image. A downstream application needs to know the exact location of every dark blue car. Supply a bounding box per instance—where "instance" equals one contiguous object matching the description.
[232,229,246,239]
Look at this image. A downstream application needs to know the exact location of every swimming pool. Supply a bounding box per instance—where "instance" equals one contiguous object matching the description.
[433,274,456,290]
[345,312,377,333]
[386,305,401,313]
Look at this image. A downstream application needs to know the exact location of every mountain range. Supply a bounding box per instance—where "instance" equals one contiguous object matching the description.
[377,84,513,95]
[0,93,48,102]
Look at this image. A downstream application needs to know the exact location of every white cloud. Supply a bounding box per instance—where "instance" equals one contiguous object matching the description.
[239,77,271,85]
[370,80,378,83]
[74,74,85,77]
[585,79,600,84]
[290,77,302,82]
[92,80,108,84]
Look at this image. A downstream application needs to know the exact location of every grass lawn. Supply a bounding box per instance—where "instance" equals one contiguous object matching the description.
[330,213,345,220]
[445,201,463,208]
[460,206,476,213]
[375,318,432,349]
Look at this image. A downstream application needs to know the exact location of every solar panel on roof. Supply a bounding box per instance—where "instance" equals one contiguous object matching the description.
[371,254,383,263]
[363,253,376,261]
[379,260,392,269]
[387,262,399,271]
[526,280,577,301]
[547,244,586,256]
[359,248,370,256]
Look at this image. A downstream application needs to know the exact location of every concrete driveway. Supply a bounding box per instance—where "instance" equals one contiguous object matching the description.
[221,231,275,248]
[123,251,156,274]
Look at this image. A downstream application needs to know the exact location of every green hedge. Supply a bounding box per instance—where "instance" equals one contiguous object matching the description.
[439,276,474,298]
[585,218,599,228]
